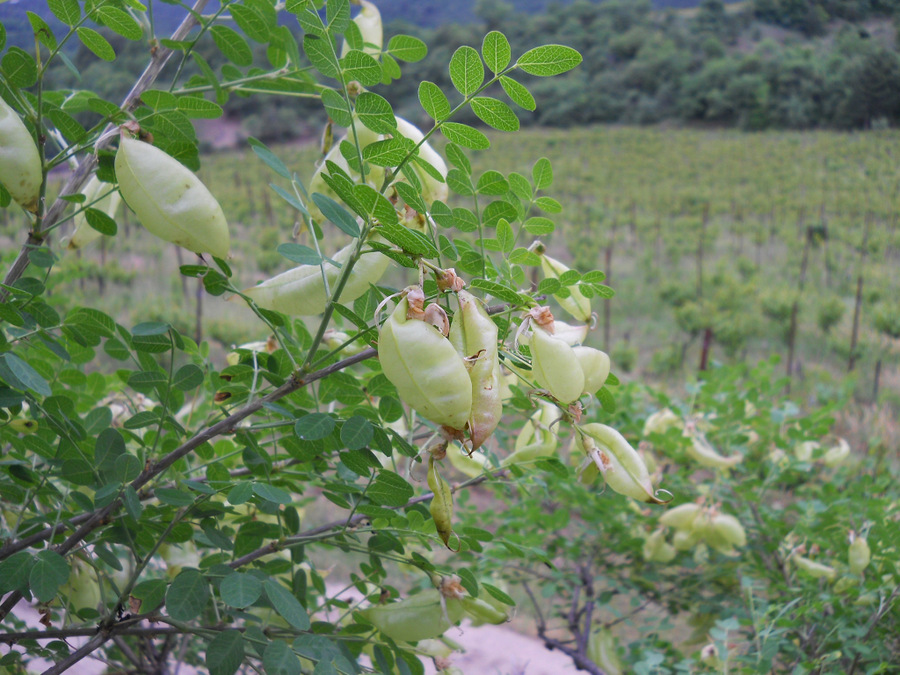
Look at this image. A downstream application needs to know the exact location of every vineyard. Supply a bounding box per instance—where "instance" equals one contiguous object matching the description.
[14,126,898,405]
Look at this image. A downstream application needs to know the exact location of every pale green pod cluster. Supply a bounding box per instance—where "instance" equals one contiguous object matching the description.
[523,310,610,403]
[378,293,472,432]
[242,240,390,315]
[657,502,746,556]
[340,0,383,58]
[848,534,871,576]
[587,628,624,675]
[115,135,229,258]
[501,403,558,467]
[449,290,502,451]
[577,423,664,503]
[534,245,593,322]
[64,176,122,250]
[0,96,42,213]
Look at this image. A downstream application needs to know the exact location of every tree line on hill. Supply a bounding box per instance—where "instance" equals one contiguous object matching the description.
[22,0,900,141]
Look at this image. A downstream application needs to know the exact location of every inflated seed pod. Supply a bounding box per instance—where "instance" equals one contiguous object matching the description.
[573,346,610,396]
[428,456,455,549]
[340,0,383,57]
[672,527,701,552]
[529,322,584,403]
[643,528,677,563]
[848,534,871,576]
[242,240,390,316]
[394,117,449,206]
[792,555,837,581]
[659,502,702,531]
[307,121,384,224]
[446,443,487,478]
[685,431,742,469]
[460,596,509,625]
[642,408,683,436]
[794,440,818,462]
[9,418,38,434]
[0,96,41,213]
[115,135,229,258]
[360,589,465,642]
[378,291,472,431]
[587,628,624,675]
[533,244,592,322]
[703,512,746,556]
[824,438,850,467]
[578,423,664,503]
[65,176,122,250]
[501,403,558,467]
[448,290,502,451]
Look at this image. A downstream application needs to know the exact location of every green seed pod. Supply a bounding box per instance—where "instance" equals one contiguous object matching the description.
[587,628,624,675]
[643,528,676,563]
[428,456,455,549]
[848,535,871,576]
[578,423,664,503]
[446,443,486,478]
[360,589,465,642]
[0,96,41,213]
[672,527,701,551]
[573,346,610,396]
[793,554,837,581]
[824,438,850,467]
[242,241,390,316]
[659,502,702,531]
[449,290,502,451]
[703,512,746,556]
[643,408,683,436]
[64,176,122,250]
[341,0,383,57]
[115,135,229,258]
[460,596,509,625]
[686,432,742,469]
[9,418,39,434]
[307,121,384,223]
[794,440,818,462]
[534,245,592,322]
[394,117,449,206]
[379,292,472,431]
[530,322,585,403]
[502,403,558,467]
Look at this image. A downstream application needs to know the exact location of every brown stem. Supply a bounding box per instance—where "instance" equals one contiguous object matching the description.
[39,631,110,675]
[848,214,871,372]
[786,225,813,392]
[0,0,210,302]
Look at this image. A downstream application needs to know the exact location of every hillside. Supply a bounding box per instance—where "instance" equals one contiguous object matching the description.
[0,0,747,42]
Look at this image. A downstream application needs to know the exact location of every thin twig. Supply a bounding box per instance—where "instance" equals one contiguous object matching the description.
[39,631,110,675]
